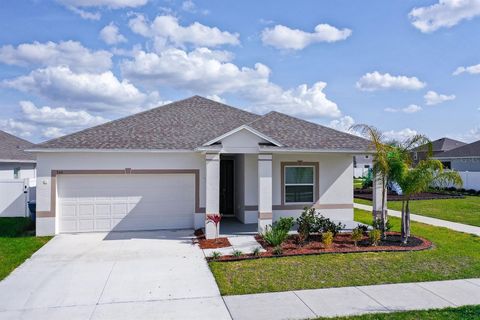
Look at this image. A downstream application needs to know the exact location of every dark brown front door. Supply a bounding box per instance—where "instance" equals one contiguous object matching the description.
[220,159,234,216]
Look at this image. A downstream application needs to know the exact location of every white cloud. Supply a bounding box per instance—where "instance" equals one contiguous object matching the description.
[42,127,66,139]
[0,40,112,72]
[424,90,455,105]
[356,71,426,91]
[383,128,419,141]
[328,116,355,133]
[3,66,159,112]
[128,14,239,49]
[453,63,480,75]
[261,23,351,50]
[182,0,196,12]
[206,94,226,103]
[409,0,480,33]
[57,0,148,9]
[0,119,35,138]
[452,126,480,142]
[384,104,423,114]
[100,23,127,45]
[19,100,107,127]
[67,6,101,20]
[121,47,341,118]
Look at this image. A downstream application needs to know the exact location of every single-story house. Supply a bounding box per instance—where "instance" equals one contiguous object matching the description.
[412,137,466,167]
[435,139,480,172]
[0,130,36,180]
[29,96,372,238]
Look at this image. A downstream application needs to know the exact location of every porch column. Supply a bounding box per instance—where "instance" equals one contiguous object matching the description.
[258,154,273,233]
[205,153,220,239]
[372,171,387,221]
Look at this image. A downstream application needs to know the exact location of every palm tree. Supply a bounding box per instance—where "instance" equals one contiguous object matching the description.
[396,159,462,243]
[351,124,390,236]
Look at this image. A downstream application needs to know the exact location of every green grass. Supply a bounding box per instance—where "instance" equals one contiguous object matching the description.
[210,209,480,295]
[0,218,51,280]
[354,178,364,189]
[316,305,480,320]
[354,196,480,227]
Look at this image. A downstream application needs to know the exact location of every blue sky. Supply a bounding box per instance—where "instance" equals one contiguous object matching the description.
[1,0,480,143]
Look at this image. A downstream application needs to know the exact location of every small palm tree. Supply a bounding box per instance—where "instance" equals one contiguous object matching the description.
[397,159,462,243]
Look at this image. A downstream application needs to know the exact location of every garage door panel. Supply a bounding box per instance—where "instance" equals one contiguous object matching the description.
[58,174,196,233]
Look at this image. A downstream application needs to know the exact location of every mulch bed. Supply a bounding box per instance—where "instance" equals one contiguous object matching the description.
[207,232,432,262]
[193,229,232,249]
[355,190,464,201]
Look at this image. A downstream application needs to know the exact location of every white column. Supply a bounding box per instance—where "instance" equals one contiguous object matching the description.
[205,153,220,239]
[258,154,273,233]
[372,172,387,221]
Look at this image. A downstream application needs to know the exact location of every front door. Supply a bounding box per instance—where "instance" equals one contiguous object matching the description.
[220,159,234,216]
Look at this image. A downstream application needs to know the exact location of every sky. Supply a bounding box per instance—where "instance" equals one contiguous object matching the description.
[0,0,480,143]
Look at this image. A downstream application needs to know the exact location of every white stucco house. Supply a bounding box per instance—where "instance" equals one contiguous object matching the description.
[30,96,372,238]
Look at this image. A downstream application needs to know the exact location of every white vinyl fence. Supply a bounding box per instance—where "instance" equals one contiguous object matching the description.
[354,168,370,178]
[0,178,35,217]
[458,171,480,191]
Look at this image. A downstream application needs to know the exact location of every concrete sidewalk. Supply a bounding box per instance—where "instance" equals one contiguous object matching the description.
[354,203,480,236]
[223,279,480,319]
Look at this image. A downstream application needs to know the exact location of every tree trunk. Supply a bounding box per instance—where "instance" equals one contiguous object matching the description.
[406,200,411,239]
[401,199,407,244]
[381,176,387,240]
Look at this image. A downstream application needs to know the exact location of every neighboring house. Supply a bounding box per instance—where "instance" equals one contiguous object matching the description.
[353,155,372,177]
[412,137,466,167]
[30,96,372,238]
[0,130,36,217]
[435,139,480,172]
[0,130,36,180]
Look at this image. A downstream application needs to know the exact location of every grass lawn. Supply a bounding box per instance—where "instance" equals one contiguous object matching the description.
[0,218,51,281]
[210,209,480,295]
[316,305,480,320]
[354,196,480,227]
[353,178,364,189]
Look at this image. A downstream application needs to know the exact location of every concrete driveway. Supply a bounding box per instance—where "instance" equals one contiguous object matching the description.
[0,230,231,320]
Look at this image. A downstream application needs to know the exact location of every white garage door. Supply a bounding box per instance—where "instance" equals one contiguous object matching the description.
[58,174,195,233]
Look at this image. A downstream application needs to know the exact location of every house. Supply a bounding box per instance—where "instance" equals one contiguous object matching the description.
[29,96,372,238]
[412,137,466,167]
[435,139,480,172]
[0,130,36,217]
[353,155,372,177]
[0,130,36,180]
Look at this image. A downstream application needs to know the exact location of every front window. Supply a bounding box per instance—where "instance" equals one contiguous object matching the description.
[284,166,314,203]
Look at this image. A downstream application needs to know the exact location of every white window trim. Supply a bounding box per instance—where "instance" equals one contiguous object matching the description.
[284,165,315,204]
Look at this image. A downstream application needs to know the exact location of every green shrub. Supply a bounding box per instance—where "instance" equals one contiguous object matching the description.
[232,250,243,257]
[296,207,317,241]
[351,227,364,247]
[252,247,261,256]
[369,229,381,246]
[210,251,222,260]
[372,218,392,232]
[272,245,283,255]
[322,231,334,248]
[316,216,345,236]
[273,217,295,233]
[263,225,289,247]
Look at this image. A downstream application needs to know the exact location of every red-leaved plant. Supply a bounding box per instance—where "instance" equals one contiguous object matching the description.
[206,214,222,240]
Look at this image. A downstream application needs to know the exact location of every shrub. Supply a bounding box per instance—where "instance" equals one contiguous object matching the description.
[296,207,317,241]
[372,218,392,233]
[232,250,243,257]
[252,247,261,256]
[322,231,334,248]
[273,217,295,233]
[316,216,345,236]
[351,227,364,247]
[210,251,222,260]
[369,229,381,246]
[356,224,369,233]
[263,225,289,247]
[272,245,283,255]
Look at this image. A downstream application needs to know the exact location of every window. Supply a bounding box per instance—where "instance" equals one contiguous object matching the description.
[13,167,20,179]
[413,152,418,161]
[364,165,370,169]
[284,166,314,203]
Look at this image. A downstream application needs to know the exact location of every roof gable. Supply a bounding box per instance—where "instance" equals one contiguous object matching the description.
[203,125,283,147]
[437,140,480,158]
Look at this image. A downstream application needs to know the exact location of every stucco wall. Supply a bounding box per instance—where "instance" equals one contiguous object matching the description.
[0,162,36,180]
[35,152,205,235]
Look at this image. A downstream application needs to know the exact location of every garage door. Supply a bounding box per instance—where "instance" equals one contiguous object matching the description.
[58,174,195,233]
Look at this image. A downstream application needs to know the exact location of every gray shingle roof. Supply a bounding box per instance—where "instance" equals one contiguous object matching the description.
[249,111,371,151]
[34,96,370,152]
[436,140,480,158]
[0,130,35,161]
